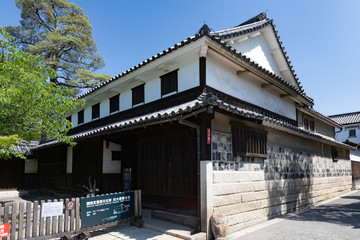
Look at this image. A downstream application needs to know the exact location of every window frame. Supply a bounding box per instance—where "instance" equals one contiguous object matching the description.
[91,103,100,120]
[132,84,145,107]
[109,94,120,114]
[161,69,178,97]
[349,129,356,138]
[303,116,315,132]
[78,110,84,125]
[232,124,268,159]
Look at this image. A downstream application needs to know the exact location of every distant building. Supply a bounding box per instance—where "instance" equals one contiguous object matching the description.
[329,111,360,189]
[28,12,353,237]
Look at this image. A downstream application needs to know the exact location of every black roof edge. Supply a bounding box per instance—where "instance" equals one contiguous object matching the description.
[236,12,268,27]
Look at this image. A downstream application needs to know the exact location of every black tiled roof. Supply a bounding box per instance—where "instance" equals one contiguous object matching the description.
[77,14,313,105]
[329,111,360,125]
[35,93,348,151]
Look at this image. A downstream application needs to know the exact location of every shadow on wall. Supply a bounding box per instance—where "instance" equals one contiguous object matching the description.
[265,146,313,219]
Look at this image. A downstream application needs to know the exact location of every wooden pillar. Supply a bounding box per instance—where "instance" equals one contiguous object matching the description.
[200,110,212,161]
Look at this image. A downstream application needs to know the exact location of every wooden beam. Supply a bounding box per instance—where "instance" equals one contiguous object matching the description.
[261,83,271,89]
[249,32,261,38]
[280,93,290,98]
[234,36,248,43]
[237,69,250,77]
[200,45,208,58]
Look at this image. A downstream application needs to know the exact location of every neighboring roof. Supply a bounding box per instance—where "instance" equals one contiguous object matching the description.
[343,139,359,148]
[212,12,305,95]
[33,93,351,151]
[11,140,39,155]
[329,111,360,125]
[77,13,313,105]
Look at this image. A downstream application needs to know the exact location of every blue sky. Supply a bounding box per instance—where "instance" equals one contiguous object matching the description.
[1,0,360,116]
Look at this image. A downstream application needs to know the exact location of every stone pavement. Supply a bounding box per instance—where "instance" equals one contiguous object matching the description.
[87,215,204,240]
[226,190,360,240]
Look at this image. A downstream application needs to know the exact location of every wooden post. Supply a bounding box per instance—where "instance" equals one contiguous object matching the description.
[25,202,32,239]
[58,199,64,233]
[75,198,80,230]
[138,190,142,216]
[134,191,138,217]
[45,200,51,235]
[18,202,25,239]
[52,200,58,234]
[64,199,70,232]
[39,200,45,236]
[70,198,75,231]
[10,202,18,240]
[33,201,39,237]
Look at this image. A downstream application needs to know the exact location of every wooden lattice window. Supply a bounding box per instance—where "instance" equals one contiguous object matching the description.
[78,110,84,125]
[161,69,178,96]
[92,103,100,119]
[109,94,120,113]
[232,124,268,158]
[132,84,145,106]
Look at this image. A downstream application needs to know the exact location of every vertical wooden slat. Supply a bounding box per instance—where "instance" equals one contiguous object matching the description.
[138,190,142,216]
[52,200,58,234]
[18,202,25,239]
[75,198,80,230]
[39,200,45,236]
[58,199,64,233]
[70,198,75,231]
[10,202,18,240]
[134,191,138,217]
[32,201,39,237]
[3,203,10,240]
[4,202,10,223]
[25,202,32,239]
[45,200,51,235]
[64,199,69,232]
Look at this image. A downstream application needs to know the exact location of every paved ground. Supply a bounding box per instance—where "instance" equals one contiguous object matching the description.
[88,223,183,240]
[227,190,360,240]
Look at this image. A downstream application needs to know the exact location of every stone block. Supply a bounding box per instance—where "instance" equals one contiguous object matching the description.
[213,183,253,196]
[213,171,264,183]
[241,191,269,202]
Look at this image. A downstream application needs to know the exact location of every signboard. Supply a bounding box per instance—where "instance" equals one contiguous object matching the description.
[81,191,135,228]
[66,201,75,211]
[0,223,10,238]
[207,128,211,144]
[41,201,64,218]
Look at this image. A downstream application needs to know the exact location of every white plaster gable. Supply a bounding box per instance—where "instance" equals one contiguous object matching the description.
[222,25,299,89]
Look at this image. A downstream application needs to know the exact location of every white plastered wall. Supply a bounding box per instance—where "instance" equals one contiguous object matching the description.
[102,140,121,174]
[206,54,296,120]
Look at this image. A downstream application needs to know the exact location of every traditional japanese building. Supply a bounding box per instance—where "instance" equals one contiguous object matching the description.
[32,13,353,237]
[329,111,360,190]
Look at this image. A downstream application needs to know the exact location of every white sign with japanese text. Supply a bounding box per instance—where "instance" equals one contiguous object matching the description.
[41,201,64,218]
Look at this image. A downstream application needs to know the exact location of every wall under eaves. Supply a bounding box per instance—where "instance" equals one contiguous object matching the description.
[206,53,297,120]
[208,112,352,235]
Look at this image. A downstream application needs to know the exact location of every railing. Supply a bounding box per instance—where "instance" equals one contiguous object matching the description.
[0,190,142,240]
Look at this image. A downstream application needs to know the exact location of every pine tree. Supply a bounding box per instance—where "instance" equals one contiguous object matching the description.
[5,0,111,94]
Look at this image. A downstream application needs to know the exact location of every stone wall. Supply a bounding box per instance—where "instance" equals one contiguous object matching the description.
[211,131,352,234]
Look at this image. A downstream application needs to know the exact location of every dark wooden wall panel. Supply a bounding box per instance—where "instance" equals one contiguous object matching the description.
[138,125,197,210]
[352,161,360,179]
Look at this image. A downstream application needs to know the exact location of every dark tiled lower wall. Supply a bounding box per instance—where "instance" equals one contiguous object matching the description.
[211,131,352,180]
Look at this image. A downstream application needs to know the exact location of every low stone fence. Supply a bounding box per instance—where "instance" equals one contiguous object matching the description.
[211,146,352,234]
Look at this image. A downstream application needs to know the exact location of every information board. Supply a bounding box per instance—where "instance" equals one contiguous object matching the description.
[41,201,64,218]
[81,191,135,228]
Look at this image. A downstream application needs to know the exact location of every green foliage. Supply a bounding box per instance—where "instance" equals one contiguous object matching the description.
[5,0,111,94]
[0,28,84,159]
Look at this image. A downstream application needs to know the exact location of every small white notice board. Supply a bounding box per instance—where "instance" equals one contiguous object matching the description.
[41,202,64,218]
